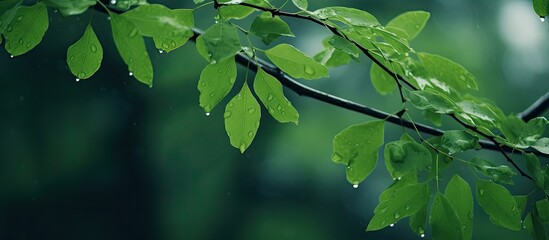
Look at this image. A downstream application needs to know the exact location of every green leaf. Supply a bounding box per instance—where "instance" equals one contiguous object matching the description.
[430,193,464,240]
[314,7,380,27]
[0,0,20,16]
[533,0,549,17]
[384,140,431,178]
[291,0,307,10]
[326,35,360,58]
[532,138,549,154]
[499,114,526,145]
[43,0,95,16]
[536,199,549,224]
[265,43,329,80]
[424,110,442,126]
[110,12,153,86]
[370,63,397,95]
[418,52,478,90]
[423,136,452,172]
[456,100,500,129]
[441,130,479,154]
[198,57,237,113]
[407,89,458,114]
[519,117,548,145]
[201,22,241,64]
[110,0,146,11]
[153,9,195,53]
[332,121,384,186]
[250,12,294,45]
[379,171,418,201]
[386,11,430,40]
[445,174,473,240]
[122,4,193,39]
[524,212,547,240]
[253,68,299,124]
[0,0,21,44]
[66,24,103,81]
[3,3,48,57]
[469,157,515,184]
[313,47,351,68]
[366,183,429,231]
[476,180,522,231]
[526,153,545,190]
[514,195,528,215]
[224,82,261,153]
[409,202,428,237]
[217,0,268,20]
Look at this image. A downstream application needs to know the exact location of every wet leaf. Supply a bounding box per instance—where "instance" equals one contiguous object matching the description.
[224,82,261,153]
[198,57,237,113]
[253,68,299,124]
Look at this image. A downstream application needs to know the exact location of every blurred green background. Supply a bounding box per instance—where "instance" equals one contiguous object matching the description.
[1,0,548,239]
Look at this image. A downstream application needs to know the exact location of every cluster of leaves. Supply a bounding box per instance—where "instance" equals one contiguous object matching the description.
[1,0,549,239]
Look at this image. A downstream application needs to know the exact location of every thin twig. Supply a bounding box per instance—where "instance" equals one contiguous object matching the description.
[518,91,549,121]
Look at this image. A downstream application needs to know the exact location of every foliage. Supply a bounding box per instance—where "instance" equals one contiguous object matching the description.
[1,0,548,239]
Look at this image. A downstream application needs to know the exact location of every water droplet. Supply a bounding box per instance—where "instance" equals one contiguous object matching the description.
[404,205,410,211]
[541,16,546,22]
[211,59,217,64]
[248,131,254,137]
[78,72,86,79]
[415,25,420,29]
[381,220,386,226]
[394,213,400,219]
[239,144,246,153]
[420,234,425,238]
[228,103,234,108]
[205,112,210,116]
[379,207,388,213]
[276,104,282,111]
[209,92,215,98]
[110,0,116,4]
[6,25,12,32]
[159,50,164,54]
[223,111,232,118]
[129,72,134,76]
[200,81,206,87]
[91,44,97,52]
[170,40,176,47]
[418,227,424,234]
[255,121,259,128]
[75,78,80,82]
[236,94,243,100]
[304,65,315,75]
[18,39,23,45]
[128,28,138,38]
[462,224,467,230]
[468,211,474,220]
[17,16,23,21]
[479,189,484,195]
[511,205,516,211]
[267,106,275,113]
[332,153,342,161]
[397,177,402,180]
[107,17,111,21]
[390,223,395,227]
[25,43,30,47]
[53,9,58,13]
[247,108,256,113]
[267,94,274,101]
[352,184,358,189]
[162,43,169,49]
[10,55,14,58]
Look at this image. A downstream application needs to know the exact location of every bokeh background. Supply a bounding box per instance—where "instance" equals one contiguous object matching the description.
[1,0,548,239]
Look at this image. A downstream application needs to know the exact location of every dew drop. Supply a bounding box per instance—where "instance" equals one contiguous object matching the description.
[170,40,176,47]
[352,184,358,189]
[404,205,411,211]
[511,205,516,211]
[209,92,215,98]
[462,224,467,230]
[78,72,86,79]
[394,213,400,219]
[17,15,23,21]
[267,106,275,113]
[228,103,234,108]
[129,72,134,76]
[18,39,23,45]
[304,65,315,75]
[420,234,425,238]
[90,44,97,52]
[276,104,282,111]
[26,43,31,47]
[415,25,420,29]
[159,50,164,54]
[397,177,402,180]
[267,94,274,101]
[236,94,243,100]
[10,55,14,58]
[211,59,217,64]
[479,189,484,195]
[200,81,206,87]
[390,223,395,227]
[107,17,111,21]
[6,25,13,32]
[248,131,254,137]
[541,16,546,22]
[205,112,210,116]
[418,227,424,234]
[247,108,256,114]
[468,211,474,220]
[223,111,232,118]
[162,43,169,49]
[75,78,80,82]
[110,0,116,4]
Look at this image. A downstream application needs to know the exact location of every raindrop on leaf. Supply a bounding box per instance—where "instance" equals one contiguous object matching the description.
[390,223,395,227]
[541,16,546,22]
[90,45,97,52]
[267,94,274,101]
[75,78,80,82]
[394,213,400,219]
[205,112,210,116]
[352,184,358,189]
[304,65,315,75]
[129,72,134,76]
[223,111,232,118]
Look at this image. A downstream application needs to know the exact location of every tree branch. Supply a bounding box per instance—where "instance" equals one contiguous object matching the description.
[518,91,549,121]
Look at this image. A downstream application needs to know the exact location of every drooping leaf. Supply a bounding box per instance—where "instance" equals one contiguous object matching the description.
[3,3,48,57]
[224,82,261,153]
[367,183,429,231]
[332,121,384,186]
[445,174,473,240]
[314,7,380,27]
[476,180,522,231]
[519,117,548,145]
[326,35,360,58]
[43,0,95,16]
[370,63,397,95]
[526,153,545,190]
[218,0,268,20]
[384,140,431,178]
[313,47,351,68]
[110,12,153,86]
[66,24,103,80]
[291,0,307,11]
[379,171,418,202]
[0,0,20,37]
[371,27,412,53]
[499,114,526,145]
[386,11,430,40]
[152,9,194,53]
[532,138,549,154]
[201,22,241,64]
[441,130,479,155]
[533,0,549,17]
[253,68,299,124]
[198,57,237,113]
[409,202,428,237]
[265,43,329,80]
[407,89,458,114]
[250,12,294,45]
[456,100,500,129]
[122,4,193,39]
[418,52,478,90]
[430,193,464,240]
[514,195,528,215]
[525,212,547,240]
[469,157,515,184]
